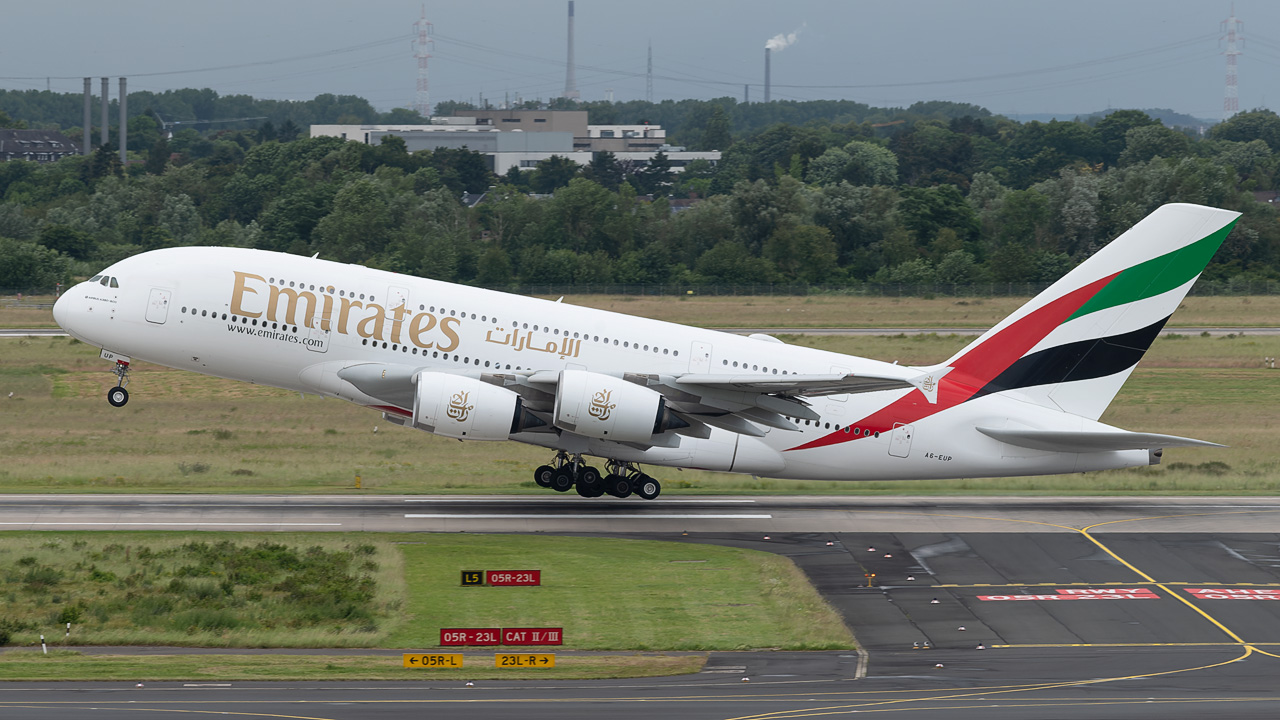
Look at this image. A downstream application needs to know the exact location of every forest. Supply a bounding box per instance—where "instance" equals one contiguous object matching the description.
[2,89,1279,294]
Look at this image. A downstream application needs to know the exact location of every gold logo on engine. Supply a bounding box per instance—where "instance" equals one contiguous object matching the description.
[446,390,473,422]
[588,389,615,421]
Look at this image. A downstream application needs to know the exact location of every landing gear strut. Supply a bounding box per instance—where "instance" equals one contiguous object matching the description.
[107,360,131,407]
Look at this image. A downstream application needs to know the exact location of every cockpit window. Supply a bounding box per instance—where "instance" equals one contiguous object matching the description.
[109,277,119,288]
[89,275,102,283]
[100,277,110,286]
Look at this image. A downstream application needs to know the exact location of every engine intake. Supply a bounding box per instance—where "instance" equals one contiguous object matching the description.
[553,369,686,443]
[413,372,543,441]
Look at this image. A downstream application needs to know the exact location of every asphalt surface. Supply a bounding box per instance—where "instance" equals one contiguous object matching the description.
[2,497,1280,719]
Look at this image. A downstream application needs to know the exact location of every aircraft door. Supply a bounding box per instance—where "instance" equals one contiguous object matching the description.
[145,288,172,324]
[888,422,914,458]
[307,317,330,353]
[689,341,713,373]
[386,285,410,319]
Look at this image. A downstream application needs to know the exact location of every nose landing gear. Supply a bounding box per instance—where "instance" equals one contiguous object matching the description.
[107,360,131,407]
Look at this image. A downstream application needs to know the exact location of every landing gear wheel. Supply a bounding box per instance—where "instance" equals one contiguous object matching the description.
[605,474,632,498]
[550,468,575,493]
[575,474,604,498]
[107,386,129,407]
[635,475,661,500]
[533,465,556,488]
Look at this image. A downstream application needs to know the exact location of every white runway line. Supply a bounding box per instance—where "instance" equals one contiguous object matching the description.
[405,514,772,520]
[402,498,758,504]
[0,522,343,527]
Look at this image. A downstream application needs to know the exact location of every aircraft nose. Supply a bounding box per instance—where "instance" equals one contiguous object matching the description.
[53,287,89,342]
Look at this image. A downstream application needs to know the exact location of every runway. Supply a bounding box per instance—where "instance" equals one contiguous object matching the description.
[2,495,1280,719]
[0,494,1278,533]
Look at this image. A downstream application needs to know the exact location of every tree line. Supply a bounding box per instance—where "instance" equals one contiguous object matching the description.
[1,93,1279,293]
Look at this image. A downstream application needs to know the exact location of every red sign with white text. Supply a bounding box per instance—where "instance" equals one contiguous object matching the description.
[440,628,500,646]
[979,588,1158,601]
[502,627,563,645]
[486,570,542,586]
[1186,588,1280,600]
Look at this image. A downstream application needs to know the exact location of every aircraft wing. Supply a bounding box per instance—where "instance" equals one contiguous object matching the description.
[675,372,915,397]
[976,427,1225,452]
[332,362,932,445]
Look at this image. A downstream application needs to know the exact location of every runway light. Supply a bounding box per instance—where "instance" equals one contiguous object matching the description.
[763,535,771,540]
[867,546,876,552]
[741,677,750,682]
[958,626,966,631]
[976,643,985,650]
[907,575,915,581]
[883,553,892,558]
[465,682,474,687]
[930,598,940,604]
[826,541,834,546]
[935,663,944,668]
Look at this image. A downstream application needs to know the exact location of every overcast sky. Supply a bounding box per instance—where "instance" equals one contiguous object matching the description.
[2,1,1277,121]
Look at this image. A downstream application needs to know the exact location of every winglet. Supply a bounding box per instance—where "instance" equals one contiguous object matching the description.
[908,367,954,404]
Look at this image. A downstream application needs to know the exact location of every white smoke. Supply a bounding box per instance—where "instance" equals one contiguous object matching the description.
[765,25,804,52]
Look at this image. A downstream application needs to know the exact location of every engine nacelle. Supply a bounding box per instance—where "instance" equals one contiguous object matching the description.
[414,372,534,441]
[554,369,685,443]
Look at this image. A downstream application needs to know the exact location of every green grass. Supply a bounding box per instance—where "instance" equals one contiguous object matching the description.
[0,532,852,654]
[392,535,853,651]
[0,534,406,648]
[0,650,704,681]
[1,334,1278,495]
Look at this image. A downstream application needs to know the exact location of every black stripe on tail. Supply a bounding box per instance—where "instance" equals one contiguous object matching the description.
[971,315,1171,400]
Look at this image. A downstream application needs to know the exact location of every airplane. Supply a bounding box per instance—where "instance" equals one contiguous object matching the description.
[53,202,1235,500]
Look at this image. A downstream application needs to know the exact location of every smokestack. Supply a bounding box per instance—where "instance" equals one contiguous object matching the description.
[563,1,579,99]
[764,48,771,103]
[82,78,92,155]
[100,78,109,147]
[119,78,127,165]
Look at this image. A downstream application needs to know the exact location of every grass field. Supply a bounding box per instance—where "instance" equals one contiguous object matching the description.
[6,293,1280,329]
[0,531,849,679]
[1,332,1276,495]
[0,650,704,681]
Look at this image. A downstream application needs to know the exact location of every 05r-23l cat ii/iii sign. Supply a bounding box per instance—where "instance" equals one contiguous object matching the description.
[55,203,1234,500]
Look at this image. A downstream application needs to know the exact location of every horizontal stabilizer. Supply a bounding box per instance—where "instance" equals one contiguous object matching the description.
[976,427,1225,453]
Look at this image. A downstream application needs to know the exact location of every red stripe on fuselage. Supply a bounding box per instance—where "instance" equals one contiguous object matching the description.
[785,273,1118,452]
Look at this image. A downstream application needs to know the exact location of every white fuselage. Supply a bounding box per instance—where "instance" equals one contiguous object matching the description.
[53,247,1152,482]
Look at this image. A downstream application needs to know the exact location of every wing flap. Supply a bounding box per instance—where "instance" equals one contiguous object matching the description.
[976,427,1225,452]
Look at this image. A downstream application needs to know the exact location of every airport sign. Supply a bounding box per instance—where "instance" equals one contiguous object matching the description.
[403,653,464,668]
[486,570,542,586]
[979,588,1158,601]
[502,627,563,645]
[496,653,555,668]
[440,628,500,646]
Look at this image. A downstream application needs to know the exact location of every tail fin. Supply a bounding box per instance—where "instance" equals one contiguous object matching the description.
[935,203,1239,420]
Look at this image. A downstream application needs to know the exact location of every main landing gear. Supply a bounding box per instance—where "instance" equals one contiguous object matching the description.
[532,453,661,500]
[106,360,131,407]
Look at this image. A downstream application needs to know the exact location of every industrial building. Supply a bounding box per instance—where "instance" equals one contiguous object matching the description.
[310,110,719,176]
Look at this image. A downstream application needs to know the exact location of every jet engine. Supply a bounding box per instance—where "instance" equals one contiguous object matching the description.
[413,372,543,441]
[553,369,687,443]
